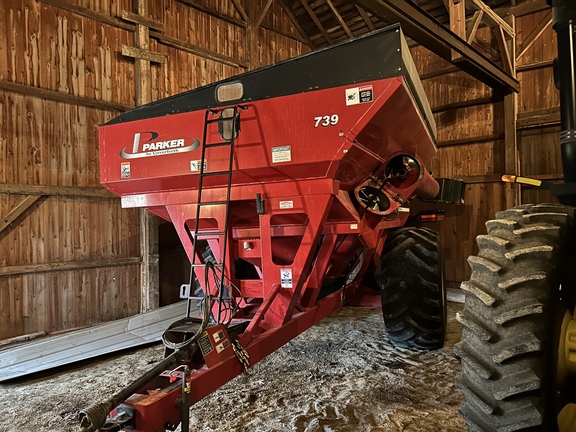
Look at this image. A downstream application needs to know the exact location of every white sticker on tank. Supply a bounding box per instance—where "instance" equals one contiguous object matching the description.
[280,268,293,288]
[345,85,373,106]
[272,146,291,163]
[279,200,294,209]
[121,162,131,178]
[191,160,207,171]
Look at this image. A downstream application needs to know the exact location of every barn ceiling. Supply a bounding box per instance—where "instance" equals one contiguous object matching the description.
[275,0,549,92]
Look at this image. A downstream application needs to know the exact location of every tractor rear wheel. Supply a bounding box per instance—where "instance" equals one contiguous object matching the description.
[379,227,446,351]
[456,204,576,431]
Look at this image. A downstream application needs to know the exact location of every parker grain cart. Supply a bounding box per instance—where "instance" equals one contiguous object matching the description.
[79,24,462,432]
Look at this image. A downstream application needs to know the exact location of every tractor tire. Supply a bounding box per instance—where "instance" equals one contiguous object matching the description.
[456,203,576,431]
[379,227,446,351]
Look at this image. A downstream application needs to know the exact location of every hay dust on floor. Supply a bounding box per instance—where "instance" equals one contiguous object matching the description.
[0,302,465,432]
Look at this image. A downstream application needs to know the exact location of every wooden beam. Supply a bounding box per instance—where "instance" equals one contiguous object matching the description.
[356,5,376,31]
[231,0,249,22]
[121,45,168,63]
[39,0,133,31]
[177,0,247,28]
[517,59,553,72]
[466,10,483,43]
[494,26,513,75]
[327,0,354,38]
[300,0,333,45]
[436,133,505,147]
[353,0,519,92]
[254,0,273,29]
[495,0,548,19]
[132,0,159,313]
[0,196,42,234]
[517,107,560,129]
[516,10,552,61]
[432,95,500,113]
[150,31,247,68]
[0,183,116,198]
[0,257,141,277]
[277,0,316,48]
[0,79,129,112]
[468,0,515,37]
[120,10,164,31]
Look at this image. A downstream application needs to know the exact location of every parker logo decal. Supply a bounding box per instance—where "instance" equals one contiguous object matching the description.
[120,132,200,159]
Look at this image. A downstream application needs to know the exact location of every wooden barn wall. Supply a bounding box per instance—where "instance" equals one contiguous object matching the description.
[0,0,309,340]
[410,10,559,284]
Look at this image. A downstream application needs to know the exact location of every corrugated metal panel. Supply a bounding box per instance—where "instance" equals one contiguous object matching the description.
[0,301,188,381]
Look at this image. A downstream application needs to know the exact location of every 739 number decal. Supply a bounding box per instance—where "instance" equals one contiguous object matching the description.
[314,114,339,128]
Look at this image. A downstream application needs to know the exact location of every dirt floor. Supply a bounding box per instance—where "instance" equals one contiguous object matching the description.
[0,302,465,432]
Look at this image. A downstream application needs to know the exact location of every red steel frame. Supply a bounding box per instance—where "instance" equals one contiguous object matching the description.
[98,76,437,431]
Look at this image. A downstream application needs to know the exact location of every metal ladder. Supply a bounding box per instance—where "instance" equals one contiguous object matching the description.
[185,105,244,320]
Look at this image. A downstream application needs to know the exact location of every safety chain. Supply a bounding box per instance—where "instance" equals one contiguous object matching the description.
[231,339,250,372]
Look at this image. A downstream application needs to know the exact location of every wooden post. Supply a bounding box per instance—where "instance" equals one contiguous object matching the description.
[122,0,164,312]
[503,15,519,208]
[246,0,273,70]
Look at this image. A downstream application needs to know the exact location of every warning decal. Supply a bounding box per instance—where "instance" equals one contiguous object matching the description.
[281,268,293,288]
[345,85,374,106]
[199,331,214,356]
[272,146,291,163]
[121,162,131,178]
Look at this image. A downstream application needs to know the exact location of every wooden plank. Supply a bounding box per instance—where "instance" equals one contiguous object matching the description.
[516,11,552,61]
[0,257,141,277]
[121,45,168,64]
[327,0,354,39]
[231,0,249,22]
[150,31,248,68]
[517,107,560,129]
[254,0,274,29]
[517,59,553,72]
[432,95,499,113]
[0,183,115,198]
[300,0,333,45]
[177,0,247,28]
[436,133,505,147]
[0,196,41,234]
[0,79,129,111]
[39,0,134,31]
[448,0,466,62]
[356,5,376,31]
[120,10,165,31]
[466,10,483,43]
[277,0,316,48]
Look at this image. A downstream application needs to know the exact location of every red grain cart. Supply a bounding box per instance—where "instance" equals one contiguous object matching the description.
[80,24,462,432]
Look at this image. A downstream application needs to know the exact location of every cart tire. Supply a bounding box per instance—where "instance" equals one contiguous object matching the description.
[380,227,446,351]
[456,204,576,431]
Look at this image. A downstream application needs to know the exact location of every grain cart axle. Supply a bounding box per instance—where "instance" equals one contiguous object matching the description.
[80,24,461,432]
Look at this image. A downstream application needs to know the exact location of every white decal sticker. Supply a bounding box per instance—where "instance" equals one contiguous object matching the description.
[350,223,358,230]
[216,340,230,353]
[345,85,373,106]
[121,162,131,178]
[191,160,207,172]
[313,114,339,128]
[272,146,291,163]
[280,268,293,288]
[279,200,294,209]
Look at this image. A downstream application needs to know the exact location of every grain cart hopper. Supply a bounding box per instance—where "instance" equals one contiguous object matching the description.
[79,24,462,432]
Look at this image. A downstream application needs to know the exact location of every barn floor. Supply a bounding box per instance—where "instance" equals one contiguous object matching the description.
[0,302,465,432]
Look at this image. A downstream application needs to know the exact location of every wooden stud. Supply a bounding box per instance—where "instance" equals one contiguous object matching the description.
[468,0,515,37]
[0,257,141,277]
[516,11,552,61]
[300,0,333,45]
[466,10,483,43]
[0,183,115,198]
[356,5,376,32]
[121,45,167,64]
[0,196,42,235]
[327,0,354,39]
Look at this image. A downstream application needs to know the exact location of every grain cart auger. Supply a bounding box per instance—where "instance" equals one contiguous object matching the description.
[455,1,576,431]
[79,24,463,432]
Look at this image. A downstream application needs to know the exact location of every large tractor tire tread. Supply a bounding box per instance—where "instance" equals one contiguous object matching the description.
[380,227,445,351]
[456,203,576,431]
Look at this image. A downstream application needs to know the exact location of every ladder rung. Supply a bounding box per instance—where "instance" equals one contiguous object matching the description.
[198,201,228,206]
[206,117,235,124]
[194,231,226,237]
[204,142,232,148]
[202,171,231,177]
[191,263,223,268]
